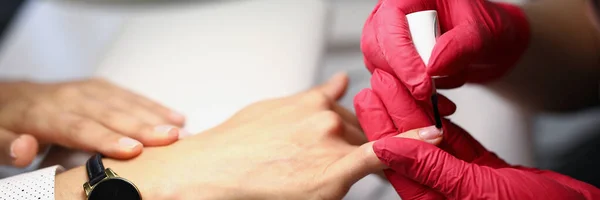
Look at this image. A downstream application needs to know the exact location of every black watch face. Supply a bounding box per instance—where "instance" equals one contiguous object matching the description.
[88,178,141,200]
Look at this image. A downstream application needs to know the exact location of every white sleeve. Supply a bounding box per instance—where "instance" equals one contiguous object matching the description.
[0,166,64,200]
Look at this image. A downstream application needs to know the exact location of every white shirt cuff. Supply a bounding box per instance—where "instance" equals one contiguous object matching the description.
[0,165,64,200]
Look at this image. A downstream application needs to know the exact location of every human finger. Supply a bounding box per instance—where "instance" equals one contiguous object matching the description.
[46,113,143,159]
[70,99,179,146]
[373,1,432,101]
[371,69,433,132]
[0,129,38,168]
[315,72,350,101]
[354,89,397,141]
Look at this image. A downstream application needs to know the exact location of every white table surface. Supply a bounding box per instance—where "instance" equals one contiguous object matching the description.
[0,0,328,175]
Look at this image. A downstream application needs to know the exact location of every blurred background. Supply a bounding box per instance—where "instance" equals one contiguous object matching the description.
[0,0,598,199]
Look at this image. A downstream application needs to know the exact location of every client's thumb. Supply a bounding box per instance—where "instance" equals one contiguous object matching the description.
[0,128,38,168]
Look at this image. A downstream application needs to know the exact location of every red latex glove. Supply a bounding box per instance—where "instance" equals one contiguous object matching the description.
[361,0,530,101]
[355,70,600,199]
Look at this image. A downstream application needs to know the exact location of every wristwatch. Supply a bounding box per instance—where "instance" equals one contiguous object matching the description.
[83,154,142,200]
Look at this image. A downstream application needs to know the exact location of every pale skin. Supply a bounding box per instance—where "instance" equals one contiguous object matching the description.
[54,73,443,200]
[0,78,187,167]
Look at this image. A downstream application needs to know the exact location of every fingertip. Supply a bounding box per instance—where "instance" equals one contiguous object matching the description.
[427,137,443,146]
[110,147,143,160]
[437,95,457,116]
[353,89,373,107]
[333,71,349,82]
[11,135,39,168]
[167,112,186,126]
[321,72,350,100]
[136,125,180,146]
[433,75,466,90]
[178,128,194,139]
[108,137,143,160]
[331,72,349,89]
[154,125,180,144]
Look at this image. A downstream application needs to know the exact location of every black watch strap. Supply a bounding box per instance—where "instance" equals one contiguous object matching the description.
[86,154,106,186]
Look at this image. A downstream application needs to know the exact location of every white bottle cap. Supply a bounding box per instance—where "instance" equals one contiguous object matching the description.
[405,10,440,66]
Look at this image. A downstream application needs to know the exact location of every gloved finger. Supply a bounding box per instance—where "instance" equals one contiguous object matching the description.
[355,89,445,199]
[373,1,433,101]
[436,94,457,116]
[384,126,446,200]
[0,129,38,168]
[328,126,446,196]
[439,119,492,163]
[361,1,391,74]
[373,137,582,199]
[427,24,485,77]
[371,70,433,132]
[368,69,490,164]
[513,166,600,198]
[433,74,467,89]
[383,169,444,200]
[354,89,397,141]
[373,137,491,199]
[71,99,179,146]
[43,112,143,159]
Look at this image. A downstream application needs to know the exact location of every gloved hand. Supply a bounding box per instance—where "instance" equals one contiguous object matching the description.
[355,70,600,199]
[355,69,459,199]
[361,0,530,101]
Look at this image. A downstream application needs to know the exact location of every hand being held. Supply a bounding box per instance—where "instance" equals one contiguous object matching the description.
[57,73,442,200]
[355,70,600,199]
[362,0,530,101]
[0,79,187,167]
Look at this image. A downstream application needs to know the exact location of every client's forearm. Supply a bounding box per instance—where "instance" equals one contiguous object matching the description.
[55,165,88,199]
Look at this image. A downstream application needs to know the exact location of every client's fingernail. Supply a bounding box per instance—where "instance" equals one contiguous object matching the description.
[330,72,347,82]
[119,137,142,149]
[155,125,178,138]
[418,126,442,140]
[9,137,19,159]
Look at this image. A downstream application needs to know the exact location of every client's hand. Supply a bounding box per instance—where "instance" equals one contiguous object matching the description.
[55,73,441,200]
[356,70,600,199]
[0,78,187,167]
